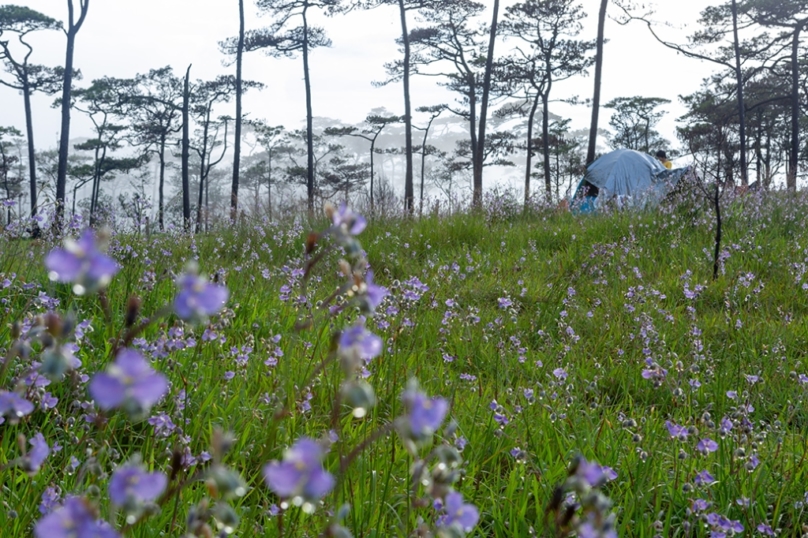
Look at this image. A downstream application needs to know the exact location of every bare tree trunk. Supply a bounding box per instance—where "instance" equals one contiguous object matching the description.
[473,0,500,208]
[158,133,166,231]
[230,0,245,220]
[586,0,608,167]
[302,6,315,215]
[787,22,802,191]
[55,0,89,232]
[524,92,540,206]
[730,0,748,186]
[181,64,192,232]
[22,83,40,237]
[398,0,414,215]
[542,90,552,200]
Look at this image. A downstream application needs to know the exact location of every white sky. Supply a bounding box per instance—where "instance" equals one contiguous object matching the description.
[1,0,718,163]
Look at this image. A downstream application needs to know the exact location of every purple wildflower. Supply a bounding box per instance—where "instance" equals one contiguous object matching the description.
[574,457,617,487]
[329,202,366,236]
[498,297,513,309]
[23,433,50,474]
[263,437,334,507]
[757,523,775,536]
[44,230,119,295]
[109,463,167,507]
[402,385,449,442]
[694,470,716,486]
[34,496,120,538]
[173,272,229,322]
[0,390,35,423]
[39,486,62,515]
[697,438,719,454]
[338,324,383,371]
[666,421,689,440]
[89,348,168,417]
[358,270,387,313]
[437,491,479,533]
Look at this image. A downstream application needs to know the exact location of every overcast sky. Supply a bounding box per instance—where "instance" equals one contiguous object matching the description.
[1,0,718,162]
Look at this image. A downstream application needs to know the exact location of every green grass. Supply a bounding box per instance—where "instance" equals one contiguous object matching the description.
[3,192,808,536]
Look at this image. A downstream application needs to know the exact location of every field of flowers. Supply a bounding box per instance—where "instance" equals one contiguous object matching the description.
[3,191,808,537]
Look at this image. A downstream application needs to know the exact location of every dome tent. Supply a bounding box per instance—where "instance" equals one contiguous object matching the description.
[570,149,692,212]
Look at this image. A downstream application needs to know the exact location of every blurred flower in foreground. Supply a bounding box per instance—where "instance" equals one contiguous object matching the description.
[89,348,168,419]
[263,437,335,511]
[35,496,120,538]
[109,461,167,508]
[174,266,229,323]
[45,229,119,295]
[21,432,50,475]
[326,202,366,237]
[437,491,480,535]
[338,323,382,375]
[0,390,35,424]
[400,380,449,444]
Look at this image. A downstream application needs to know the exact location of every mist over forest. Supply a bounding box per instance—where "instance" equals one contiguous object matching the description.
[1,0,806,230]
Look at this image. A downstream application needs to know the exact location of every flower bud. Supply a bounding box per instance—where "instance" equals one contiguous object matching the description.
[340,381,376,418]
[125,296,141,328]
[212,502,240,534]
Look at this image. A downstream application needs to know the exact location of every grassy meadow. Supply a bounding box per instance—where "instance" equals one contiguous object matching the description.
[3,190,808,537]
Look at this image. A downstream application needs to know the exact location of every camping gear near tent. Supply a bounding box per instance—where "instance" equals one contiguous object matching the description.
[570,149,692,213]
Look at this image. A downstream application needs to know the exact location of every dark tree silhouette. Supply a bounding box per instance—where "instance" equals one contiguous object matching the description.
[0,5,63,234]
[501,0,594,202]
[126,66,183,231]
[226,0,343,214]
[55,0,89,231]
[324,113,400,212]
[743,0,808,190]
[586,0,608,166]
[408,0,501,207]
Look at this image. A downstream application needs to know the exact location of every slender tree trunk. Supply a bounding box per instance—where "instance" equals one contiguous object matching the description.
[55,0,89,232]
[419,127,430,217]
[268,147,272,221]
[22,84,40,236]
[302,6,315,215]
[586,0,608,166]
[196,111,211,233]
[231,0,245,220]
[158,133,166,231]
[473,0,500,208]
[370,139,376,210]
[730,0,747,186]
[181,64,191,232]
[397,0,414,215]
[787,23,802,191]
[542,91,552,200]
[524,92,540,206]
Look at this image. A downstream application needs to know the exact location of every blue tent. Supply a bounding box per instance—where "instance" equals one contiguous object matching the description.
[570,149,691,212]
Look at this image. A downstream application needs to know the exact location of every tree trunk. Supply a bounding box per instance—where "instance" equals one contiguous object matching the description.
[302,6,315,215]
[787,22,802,191]
[419,126,431,217]
[586,0,608,166]
[181,64,192,232]
[473,0,500,208]
[158,133,166,231]
[22,82,40,236]
[196,113,210,233]
[231,0,245,220]
[730,0,748,186]
[398,0,414,215]
[55,0,89,232]
[542,91,551,200]
[370,139,376,210]
[524,92,540,206]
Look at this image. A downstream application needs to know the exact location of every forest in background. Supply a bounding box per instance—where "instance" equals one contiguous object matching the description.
[1,0,807,233]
